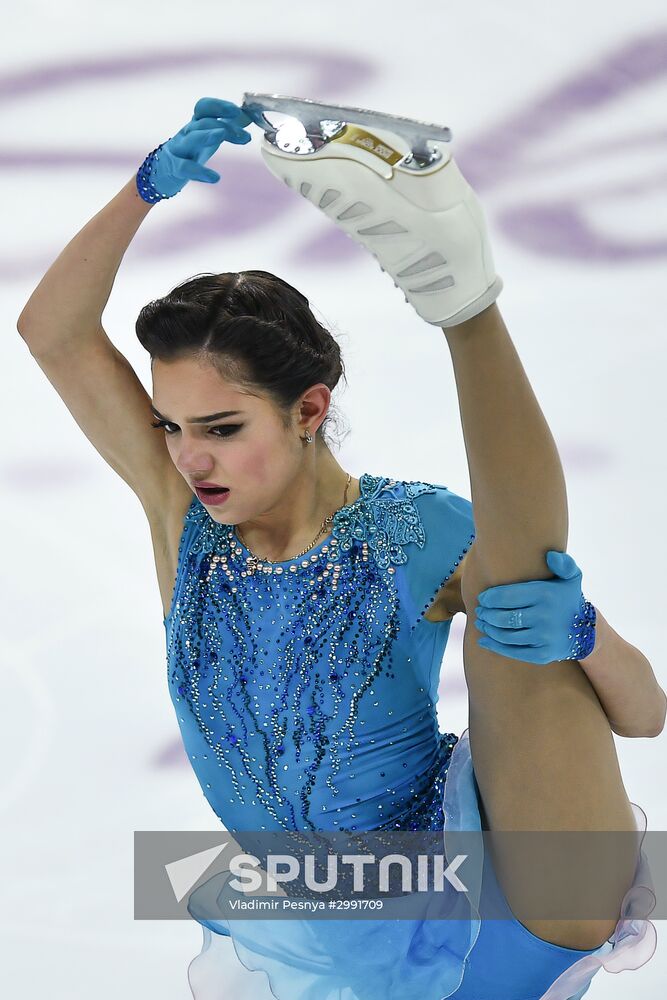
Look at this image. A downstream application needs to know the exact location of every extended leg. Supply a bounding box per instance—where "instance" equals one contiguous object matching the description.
[445,302,637,950]
[254,112,640,949]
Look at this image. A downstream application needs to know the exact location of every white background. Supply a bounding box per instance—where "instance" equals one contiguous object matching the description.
[1,1,665,996]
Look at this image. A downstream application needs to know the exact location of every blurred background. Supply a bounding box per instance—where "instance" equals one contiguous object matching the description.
[2,0,666,995]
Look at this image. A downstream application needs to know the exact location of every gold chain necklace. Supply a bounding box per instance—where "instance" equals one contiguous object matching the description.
[235,472,352,572]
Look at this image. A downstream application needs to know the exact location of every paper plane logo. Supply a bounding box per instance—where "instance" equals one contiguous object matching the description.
[165,844,226,902]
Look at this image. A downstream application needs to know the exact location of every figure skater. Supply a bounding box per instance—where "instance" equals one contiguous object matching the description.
[17,97,662,1000]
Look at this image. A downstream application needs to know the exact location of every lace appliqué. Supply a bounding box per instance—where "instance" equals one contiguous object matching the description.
[330,473,440,568]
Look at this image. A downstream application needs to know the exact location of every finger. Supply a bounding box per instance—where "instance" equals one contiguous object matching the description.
[170,159,220,183]
[545,550,581,581]
[174,126,233,157]
[221,128,252,145]
[193,97,251,122]
[233,107,256,128]
[198,125,251,145]
[183,119,251,142]
[240,102,270,127]
[475,621,540,645]
[476,606,534,629]
[175,126,250,159]
[477,584,538,609]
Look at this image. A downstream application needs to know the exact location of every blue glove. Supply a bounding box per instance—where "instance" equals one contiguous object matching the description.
[474,550,597,665]
[136,97,255,204]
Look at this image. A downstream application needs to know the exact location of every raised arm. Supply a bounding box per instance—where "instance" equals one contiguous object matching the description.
[18,97,254,341]
[16,98,254,512]
[17,176,153,350]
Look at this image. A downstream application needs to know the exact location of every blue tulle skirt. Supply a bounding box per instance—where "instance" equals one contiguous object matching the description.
[184,729,657,1000]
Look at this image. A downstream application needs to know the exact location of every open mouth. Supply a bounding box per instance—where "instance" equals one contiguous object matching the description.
[195,486,231,504]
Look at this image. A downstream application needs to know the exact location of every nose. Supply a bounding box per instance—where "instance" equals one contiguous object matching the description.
[175,441,216,480]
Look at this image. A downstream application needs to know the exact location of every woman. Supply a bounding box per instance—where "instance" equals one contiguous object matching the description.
[17,97,661,999]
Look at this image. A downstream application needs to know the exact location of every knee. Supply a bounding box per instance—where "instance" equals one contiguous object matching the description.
[459,548,518,615]
[520,916,616,953]
[460,541,557,610]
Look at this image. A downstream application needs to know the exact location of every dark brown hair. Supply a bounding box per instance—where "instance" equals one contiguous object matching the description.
[135,270,347,449]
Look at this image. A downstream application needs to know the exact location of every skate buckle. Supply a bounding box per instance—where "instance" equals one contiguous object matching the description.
[240,93,452,171]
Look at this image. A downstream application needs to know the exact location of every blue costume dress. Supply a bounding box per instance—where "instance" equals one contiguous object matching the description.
[163,473,656,1000]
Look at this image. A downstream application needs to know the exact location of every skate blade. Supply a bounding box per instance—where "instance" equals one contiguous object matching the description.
[241,92,452,170]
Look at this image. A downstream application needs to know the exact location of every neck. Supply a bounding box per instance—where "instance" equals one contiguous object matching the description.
[235,445,360,561]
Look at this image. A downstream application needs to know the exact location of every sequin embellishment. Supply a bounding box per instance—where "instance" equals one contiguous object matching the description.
[165,473,460,833]
[565,594,597,660]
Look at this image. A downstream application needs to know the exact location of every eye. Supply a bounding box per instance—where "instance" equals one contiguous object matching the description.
[211,424,242,438]
[150,419,178,434]
[150,420,242,439]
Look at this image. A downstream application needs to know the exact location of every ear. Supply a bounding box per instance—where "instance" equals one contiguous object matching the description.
[298,384,332,431]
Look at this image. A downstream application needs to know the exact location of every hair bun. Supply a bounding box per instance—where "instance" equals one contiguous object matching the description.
[135,269,348,451]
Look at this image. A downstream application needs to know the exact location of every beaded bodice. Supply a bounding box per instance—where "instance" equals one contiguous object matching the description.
[164,473,475,833]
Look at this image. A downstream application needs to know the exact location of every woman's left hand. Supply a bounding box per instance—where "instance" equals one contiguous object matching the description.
[473,550,597,665]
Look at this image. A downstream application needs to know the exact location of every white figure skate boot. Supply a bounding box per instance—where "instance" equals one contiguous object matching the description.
[241,94,503,328]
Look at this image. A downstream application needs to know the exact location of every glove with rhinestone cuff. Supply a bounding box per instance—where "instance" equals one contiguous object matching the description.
[473,550,597,666]
[136,97,254,204]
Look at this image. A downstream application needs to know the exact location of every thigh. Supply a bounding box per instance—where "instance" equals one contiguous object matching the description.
[459,549,638,950]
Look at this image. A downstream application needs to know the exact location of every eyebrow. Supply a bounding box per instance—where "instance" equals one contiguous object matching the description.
[151,405,244,424]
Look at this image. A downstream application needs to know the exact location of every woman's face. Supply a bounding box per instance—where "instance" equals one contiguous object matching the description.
[151,356,325,523]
